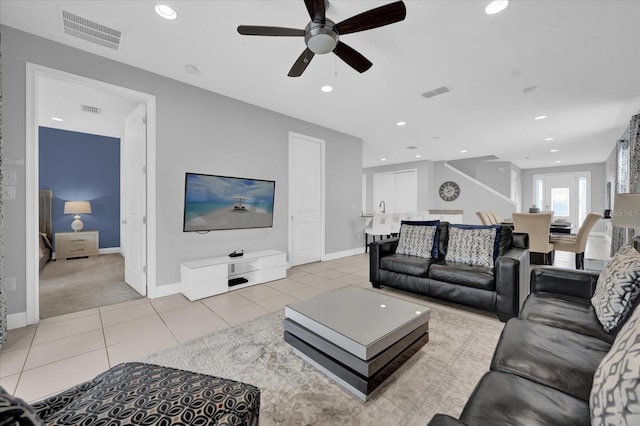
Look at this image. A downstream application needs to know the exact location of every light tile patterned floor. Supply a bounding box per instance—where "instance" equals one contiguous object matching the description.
[0,235,610,403]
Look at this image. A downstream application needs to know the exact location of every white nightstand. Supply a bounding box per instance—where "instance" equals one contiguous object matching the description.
[55,231,99,260]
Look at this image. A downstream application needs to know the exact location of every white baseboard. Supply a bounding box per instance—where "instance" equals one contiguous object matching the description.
[99,247,121,255]
[7,312,28,330]
[154,282,180,298]
[322,247,365,261]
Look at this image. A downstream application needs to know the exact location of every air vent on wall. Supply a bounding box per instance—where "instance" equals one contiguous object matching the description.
[406,146,419,150]
[421,86,451,99]
[62,10,122,50]
[81,105,102,114]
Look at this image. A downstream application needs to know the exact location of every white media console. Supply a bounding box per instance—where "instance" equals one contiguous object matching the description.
[180,249,287,301]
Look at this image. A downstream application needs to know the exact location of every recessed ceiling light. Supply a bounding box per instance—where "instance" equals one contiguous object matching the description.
[460,150,468,153]
[321,85,333,93]
[184,65,198,74]
[155,4,177,20]
[380,304,386,308]
[485,0,509,15]
[396,121,406,126]
[555,160,562,163]
[550,149,558,153]
[51,117,64,122]
[415,155,422,158]
[544,137,555,141]
[534,115,547,120]
[381,158,387,161]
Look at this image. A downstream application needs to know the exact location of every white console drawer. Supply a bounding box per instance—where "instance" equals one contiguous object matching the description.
[182,263,227,284]
[261,253,287,269]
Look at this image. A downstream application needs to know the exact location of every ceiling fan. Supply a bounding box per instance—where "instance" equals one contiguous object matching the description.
[237,0,407,77]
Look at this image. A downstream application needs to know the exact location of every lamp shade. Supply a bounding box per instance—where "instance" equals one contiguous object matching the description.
[64,201,92,215]
[612,193,640,228]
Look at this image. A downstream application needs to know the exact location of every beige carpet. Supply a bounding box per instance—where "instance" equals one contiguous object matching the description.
[39,254,142,318]
[145,299,504,426]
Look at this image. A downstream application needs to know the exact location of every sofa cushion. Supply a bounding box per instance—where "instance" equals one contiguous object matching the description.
[591,244,640,332]
[396,221,439,259]
[0,387,43,426]
[445,225,501,268]
[428,262,495,291]
[520,292,615,344]
[590,300,640,425]
[491,319,611,401]
[380,254,434,278]
[459,371,590,426]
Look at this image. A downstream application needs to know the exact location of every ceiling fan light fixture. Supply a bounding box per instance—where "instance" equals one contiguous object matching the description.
[305,21,338,54]
[485,0,509,15]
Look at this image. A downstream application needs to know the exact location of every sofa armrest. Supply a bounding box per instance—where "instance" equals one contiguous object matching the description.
[369,237,399,284]
[427,414,468,426]
[511,232,529,249]
[530,266,600,299]
[494,247,530,321]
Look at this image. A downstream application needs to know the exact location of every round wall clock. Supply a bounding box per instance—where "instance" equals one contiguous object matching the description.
[439,181,460,201]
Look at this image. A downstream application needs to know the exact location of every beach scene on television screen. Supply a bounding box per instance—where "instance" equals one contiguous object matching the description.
[184,174,275,231]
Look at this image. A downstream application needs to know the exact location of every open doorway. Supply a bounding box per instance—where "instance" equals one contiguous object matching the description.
[26,63,157,324]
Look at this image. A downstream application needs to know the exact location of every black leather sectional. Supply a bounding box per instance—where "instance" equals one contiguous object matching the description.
[428,266,638,426]
[369,222,530,321]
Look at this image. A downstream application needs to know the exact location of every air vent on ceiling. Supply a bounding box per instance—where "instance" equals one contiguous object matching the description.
[62,10,122,50]
[406,146,419,150]
[421,86,451,99]
[81,105,101,114]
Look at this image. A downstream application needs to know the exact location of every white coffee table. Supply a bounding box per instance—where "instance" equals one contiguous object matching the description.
[284,286,430,401]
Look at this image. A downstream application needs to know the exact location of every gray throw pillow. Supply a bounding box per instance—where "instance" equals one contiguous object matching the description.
[396,224,437,259]
[445,226,499,267]
[591,245,640,332]
[590,303,640,425]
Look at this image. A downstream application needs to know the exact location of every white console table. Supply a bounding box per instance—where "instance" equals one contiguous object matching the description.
[180,249,287,301]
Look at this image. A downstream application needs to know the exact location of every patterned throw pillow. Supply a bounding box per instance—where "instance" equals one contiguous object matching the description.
[396,224,438,259]
[0,387,43,425]
[590,303,640,425]
[591,245,640,332]
[445,225,501,268]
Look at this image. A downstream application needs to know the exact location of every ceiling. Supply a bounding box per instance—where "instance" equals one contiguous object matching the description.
[2,0,639,169]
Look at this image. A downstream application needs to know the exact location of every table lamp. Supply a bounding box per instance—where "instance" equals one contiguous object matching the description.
[64,201,92,232]
[612,193,640,243]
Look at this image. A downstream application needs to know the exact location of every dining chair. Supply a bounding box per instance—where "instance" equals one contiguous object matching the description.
[476,211,493,225]
[488,211,503,224]
[365,213,392,253]
[512,212,555,265]
[549,212,604,269]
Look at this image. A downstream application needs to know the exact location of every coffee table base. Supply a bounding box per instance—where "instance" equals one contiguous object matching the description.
[284,322,429,401]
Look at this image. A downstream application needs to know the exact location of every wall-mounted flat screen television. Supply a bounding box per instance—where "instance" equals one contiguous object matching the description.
[183,172,275,232]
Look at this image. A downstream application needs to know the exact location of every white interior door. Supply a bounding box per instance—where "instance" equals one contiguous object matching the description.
[373,173,395,213]
[289,133,324,266]
[394,171,417,213]
[123,103,147,295]
[544,173,577,224]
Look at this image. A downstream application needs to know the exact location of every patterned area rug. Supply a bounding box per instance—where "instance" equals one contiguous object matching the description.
[145,301,504,426]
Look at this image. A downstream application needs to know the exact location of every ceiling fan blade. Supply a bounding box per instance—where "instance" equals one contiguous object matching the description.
[333,41,372,73]
[304,0,326,23]
[288,48,316,77]
[335,1,406,35]
[237,26,305,37]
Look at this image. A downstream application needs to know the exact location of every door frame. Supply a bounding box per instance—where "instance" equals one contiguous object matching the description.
[25,63,157,325]
[532,171,592,227]
[287,132,326,265]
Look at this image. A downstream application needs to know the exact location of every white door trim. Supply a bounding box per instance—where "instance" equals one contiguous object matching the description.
[288,132,326,265]
[25,63,157,325]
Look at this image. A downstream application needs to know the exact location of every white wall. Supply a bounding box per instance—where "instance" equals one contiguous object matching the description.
[1,25,363,316]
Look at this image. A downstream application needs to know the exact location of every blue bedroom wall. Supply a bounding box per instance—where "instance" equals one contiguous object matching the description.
[39,127,121,249]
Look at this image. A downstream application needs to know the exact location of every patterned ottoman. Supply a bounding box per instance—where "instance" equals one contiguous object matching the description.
[29,362,260,425]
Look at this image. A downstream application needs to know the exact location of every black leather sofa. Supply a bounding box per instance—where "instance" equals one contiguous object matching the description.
[369,222,530,321]
[428,264,639,426]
